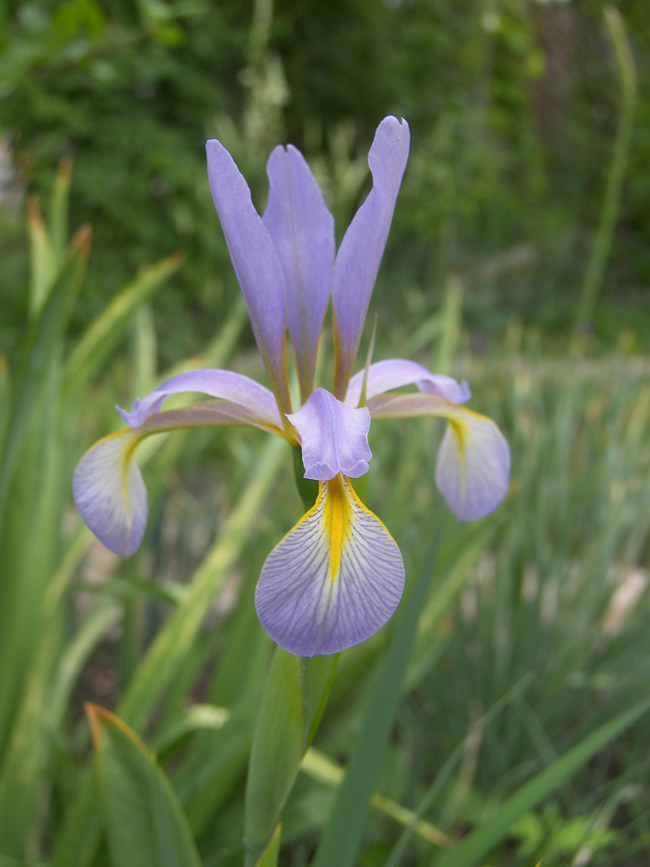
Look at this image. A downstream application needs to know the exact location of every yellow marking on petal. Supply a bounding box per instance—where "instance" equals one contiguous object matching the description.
[323,474,353,582]
[120,432,145,526]
[447,417,467,462]
[82,427,146,530]
[445,417,470,515]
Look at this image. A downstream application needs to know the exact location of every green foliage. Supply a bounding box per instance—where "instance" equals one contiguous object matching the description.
[244,651,337,861]
[3,0,650,354]
[87,704,201,867]
[1,2,650,866]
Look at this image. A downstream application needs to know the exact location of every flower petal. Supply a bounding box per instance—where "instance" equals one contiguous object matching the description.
[367,392,510,520]
[345,359,471,407]
[255,474,405,656]
[332,117,410,396]
[116,369,282,429]
[287,388,371,481]
[74,401,283,556]
[263,145,335,398]
[206,140,290,408]
[73,429,147,557]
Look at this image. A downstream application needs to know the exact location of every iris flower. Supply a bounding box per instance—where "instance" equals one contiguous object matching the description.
[73,117,510,657]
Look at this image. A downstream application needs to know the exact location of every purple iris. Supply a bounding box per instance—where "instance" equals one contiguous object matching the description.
[73,117,510,657]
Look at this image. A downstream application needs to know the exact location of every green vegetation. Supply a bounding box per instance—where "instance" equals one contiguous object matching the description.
[0,1,649,865]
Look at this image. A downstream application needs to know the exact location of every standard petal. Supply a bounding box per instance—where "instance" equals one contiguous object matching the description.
[332,117,410,396]
[74,401,284,556]
[116,369,282,429]
[255,474,405,656]
[287,388,372,481]
[206,140,290,408]
[345,359,471,408]
[263,145,335,398]
[73,429,147,557]
[367,392,510,520]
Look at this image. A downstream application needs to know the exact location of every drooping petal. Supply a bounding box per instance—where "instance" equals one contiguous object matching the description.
[73,401,284,556]
[345,359,471,408]
[287,388,371,481]
[263,145,335,398]
[332,117,410,396]
[73,428,147,557]
[255,474,405,656]
[206,140,290,409]
[116,369,282,429]
[367,392,510,520]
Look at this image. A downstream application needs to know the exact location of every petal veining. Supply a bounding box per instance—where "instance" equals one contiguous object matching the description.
[206,140,290,408]
[255,475,405,656]
[332,116,410,396]
[116,369,282,429]
[345,359,471,407]
[287,388,372,481]
[367,392,510,520]
[73,429,147,557]
[263,145,335,398]
[74,400,285,556]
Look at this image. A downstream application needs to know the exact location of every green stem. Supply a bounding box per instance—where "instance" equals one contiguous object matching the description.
[244,649,338,864]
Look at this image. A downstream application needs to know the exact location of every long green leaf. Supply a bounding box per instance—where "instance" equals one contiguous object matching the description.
[64,251,185,399]
[87,704,201,867]
[433,696,650,867]
[47,157,73,260]
[244,651,337,862]
[0,227,90,516]
[26,196,57,319]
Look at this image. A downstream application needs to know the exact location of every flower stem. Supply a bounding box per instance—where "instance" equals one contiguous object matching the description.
[243,648,338,865]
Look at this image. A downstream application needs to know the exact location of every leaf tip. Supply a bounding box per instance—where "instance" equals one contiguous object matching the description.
[85,702,105,750]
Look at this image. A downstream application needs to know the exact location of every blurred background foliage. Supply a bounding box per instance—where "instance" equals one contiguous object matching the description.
[0,0,649,865]
[2,0,650,360]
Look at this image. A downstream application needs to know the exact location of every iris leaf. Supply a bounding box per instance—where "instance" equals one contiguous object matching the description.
[87,704,201,867]
[63,251,185,400]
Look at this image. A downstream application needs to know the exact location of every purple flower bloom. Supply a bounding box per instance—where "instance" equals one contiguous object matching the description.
[73,116,510,656]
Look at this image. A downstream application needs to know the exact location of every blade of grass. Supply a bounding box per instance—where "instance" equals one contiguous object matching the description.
[47,157,73,261]
[384,675,536,867]
[0,227,91,517]
[433,696,650,867]
[27,196,56,319]
[63,251,185,400]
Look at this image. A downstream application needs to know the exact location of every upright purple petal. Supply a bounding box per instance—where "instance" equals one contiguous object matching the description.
[263,145,335,399]
[332,117,410,396]
[367,392,510,520]
[74,401,285,556]
[206,140,290,410]
[345,359,471,408]
[116,369,282,429]
[287,388,371,481]
[255,474,405,656]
